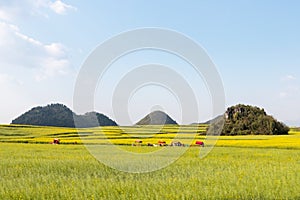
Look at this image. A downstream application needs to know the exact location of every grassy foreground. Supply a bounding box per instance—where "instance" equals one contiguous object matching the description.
[1,144,300,199]
[0,125,300,199]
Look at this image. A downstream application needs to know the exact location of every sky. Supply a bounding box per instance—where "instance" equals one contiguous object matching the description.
[0,0,299,126]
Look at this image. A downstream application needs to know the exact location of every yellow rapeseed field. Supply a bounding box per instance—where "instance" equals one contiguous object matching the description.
[1,125,299,149]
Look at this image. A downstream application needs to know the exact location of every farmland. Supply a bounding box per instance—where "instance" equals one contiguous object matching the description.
[1,124,299,149]
[0,125,300,199]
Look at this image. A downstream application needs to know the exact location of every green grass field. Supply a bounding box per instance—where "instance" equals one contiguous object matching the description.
[1,125,300,199]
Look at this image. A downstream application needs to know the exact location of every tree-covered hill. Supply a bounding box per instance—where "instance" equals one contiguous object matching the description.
[74,112,118,128]
[136,110,178,125]
[11,104,117,128]
[221,104,289,135]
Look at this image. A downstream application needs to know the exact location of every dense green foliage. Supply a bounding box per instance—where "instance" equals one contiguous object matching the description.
[222,104,289,135]
[74,112,118,128]
[11,104,75,127]
[11,104,117,128]
[136,110,178,125]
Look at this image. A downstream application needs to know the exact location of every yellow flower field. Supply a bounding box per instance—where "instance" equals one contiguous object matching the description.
[1,125,299,149]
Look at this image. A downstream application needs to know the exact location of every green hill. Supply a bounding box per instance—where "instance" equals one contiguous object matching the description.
[221,104,289,135]
[74,112,118,128]
[11,103,117,128]
[136,110,178,125]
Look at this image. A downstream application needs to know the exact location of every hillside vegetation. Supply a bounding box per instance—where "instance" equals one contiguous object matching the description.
[11,104,117,128]
[136,110,178,125]
[221,104,289,135]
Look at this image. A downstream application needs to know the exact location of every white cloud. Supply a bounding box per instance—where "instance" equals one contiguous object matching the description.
[281,75,296,81]
[44,43,67,57]
[0,0,77,21]
[0,73,23,85]
[49,0,77,15]
[36,57,70,81]
[0,8,13,21]
[0,1,75,81]
[279,86,299,98]
[279,92,287,98]
[0,73,13,84]
[0,21,71,80]
[0,0,76,123]
[15,30,43,46]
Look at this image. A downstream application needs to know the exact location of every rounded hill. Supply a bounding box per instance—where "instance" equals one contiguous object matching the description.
[221,104,289,135]
[11,103,117,128]
[136,110,178,125]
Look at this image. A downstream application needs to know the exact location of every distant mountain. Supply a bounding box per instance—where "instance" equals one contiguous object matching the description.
[11,103,117,128]
[191,115,224,125]
[136,110,178,125]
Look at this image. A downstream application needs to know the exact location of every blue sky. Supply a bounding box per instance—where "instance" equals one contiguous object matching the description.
[0,0,299,125]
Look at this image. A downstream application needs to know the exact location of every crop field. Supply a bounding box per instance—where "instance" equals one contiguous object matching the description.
[0,125,300,199]
[1,124,300,149]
